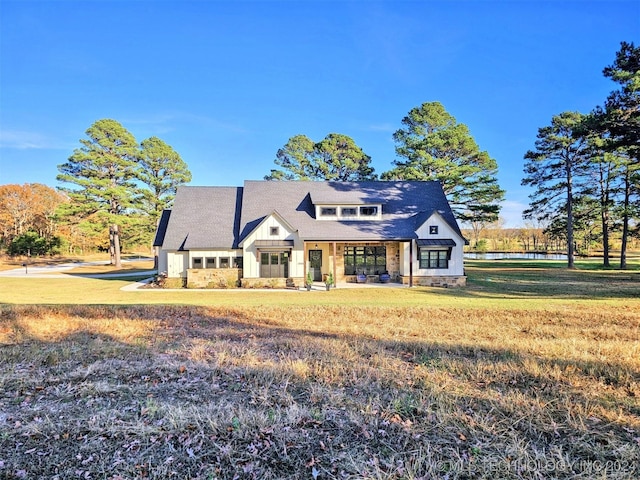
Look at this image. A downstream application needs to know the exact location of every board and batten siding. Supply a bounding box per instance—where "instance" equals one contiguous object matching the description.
[241,214,304,279]
[401,213,465,277]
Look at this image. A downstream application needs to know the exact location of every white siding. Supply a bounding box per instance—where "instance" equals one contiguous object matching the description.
[156,247,168,274]
[242,214,303,279]
[400,213,465,276]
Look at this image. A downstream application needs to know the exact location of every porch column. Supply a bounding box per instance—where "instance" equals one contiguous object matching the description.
[332,241,337,289]
[303,241,307,285]
[409,240,413,287]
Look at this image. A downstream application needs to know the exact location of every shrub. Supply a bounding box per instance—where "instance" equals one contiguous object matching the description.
[8,232,62,256]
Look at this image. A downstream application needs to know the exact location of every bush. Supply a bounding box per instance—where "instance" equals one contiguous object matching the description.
[8,232,62,256]
[474,239,488,252]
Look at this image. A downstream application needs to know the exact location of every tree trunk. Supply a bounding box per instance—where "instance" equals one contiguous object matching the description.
[565,160,575,269]
[112,224,122,268]
[620,170,630,270]
[601,209,610,268]
[109,226,116,265]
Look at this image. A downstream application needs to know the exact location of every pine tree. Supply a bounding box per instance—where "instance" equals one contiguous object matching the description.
[381,102,504,224]
[57,119,140,267]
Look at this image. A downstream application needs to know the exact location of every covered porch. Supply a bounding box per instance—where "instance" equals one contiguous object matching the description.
[302,240,404,287]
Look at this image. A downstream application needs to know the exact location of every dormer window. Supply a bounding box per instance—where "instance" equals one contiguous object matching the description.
[359,206,378,217]
[321,207,337,216]
[315,203,382,221]
[341,207,357,217]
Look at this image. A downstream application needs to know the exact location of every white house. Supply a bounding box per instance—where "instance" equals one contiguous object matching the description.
[153,181,468,288]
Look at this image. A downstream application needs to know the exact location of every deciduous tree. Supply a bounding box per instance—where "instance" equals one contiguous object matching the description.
[0,183,65,247]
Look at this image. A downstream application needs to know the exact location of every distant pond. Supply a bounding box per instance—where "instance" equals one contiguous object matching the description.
[464,252,569,261]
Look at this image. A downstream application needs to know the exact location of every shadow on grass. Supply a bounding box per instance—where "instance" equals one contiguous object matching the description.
[456,260,640,300]
[1,305,638,479]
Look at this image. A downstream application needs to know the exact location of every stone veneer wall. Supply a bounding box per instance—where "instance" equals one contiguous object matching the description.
[400,275,467,287]
[241,277,303,289]
[186,268,241,289]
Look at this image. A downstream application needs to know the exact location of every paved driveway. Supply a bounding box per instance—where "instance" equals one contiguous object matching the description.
[0,260,156,279]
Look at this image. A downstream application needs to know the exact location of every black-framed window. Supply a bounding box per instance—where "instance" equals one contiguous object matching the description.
[206,257,216,268]
[344,246,386,275]
[429,225,438,234]
[270,226,279,236]
[192,257,203,269]
[341,207,357,217]
[419,250,448,269]
[359,206,378,217]
[321,207,337,216]
[219,257,230,268]
[233,257,243,269]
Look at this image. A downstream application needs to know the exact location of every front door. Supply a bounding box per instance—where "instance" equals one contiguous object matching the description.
[309,249,322,281]
[260,252,289,278]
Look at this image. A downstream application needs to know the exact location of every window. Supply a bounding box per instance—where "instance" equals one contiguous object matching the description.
[219,257,230,268]
[321,207,337,216]
[192,257,203,269]
[359,206,378,216]
[233,257,243,269]
[344,246,386,275]
[205,257,216,268]
[270,226,279,236]
[429,225,439,234]
[419,250,448,269]
[341,207,357,217]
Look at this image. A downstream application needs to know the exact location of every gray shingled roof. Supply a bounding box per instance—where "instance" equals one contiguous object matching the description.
[161,186,243,250]
[239,180,463,242]
[159,181,465,250]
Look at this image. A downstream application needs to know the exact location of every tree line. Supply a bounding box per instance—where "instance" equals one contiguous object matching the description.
[1,120,192,267]
[522,41,639,269]
[2,101,506,265]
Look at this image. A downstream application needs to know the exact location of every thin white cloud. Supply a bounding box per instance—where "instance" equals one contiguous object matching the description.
[0,130,65,150]
[121,112,248,136]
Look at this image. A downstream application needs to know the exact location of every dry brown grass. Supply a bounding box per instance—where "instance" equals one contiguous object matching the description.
[1,303,638,479]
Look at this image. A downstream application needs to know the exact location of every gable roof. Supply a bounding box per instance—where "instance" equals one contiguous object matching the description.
[159,180,465,250]
[161,186,243,250]
[239,180,463,242]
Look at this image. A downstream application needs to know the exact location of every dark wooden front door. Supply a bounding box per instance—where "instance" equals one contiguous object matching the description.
[309,249,322,281]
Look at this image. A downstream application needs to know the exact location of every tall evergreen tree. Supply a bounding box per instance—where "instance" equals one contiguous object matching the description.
[601,41,640,269]
[265,133,376,181]
[138,136,192,225]
[522,112,589,268]
[381,102,504,224]
[57,119,140,267]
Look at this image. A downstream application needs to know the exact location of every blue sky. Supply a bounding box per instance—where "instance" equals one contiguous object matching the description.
[1,0,637,227]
